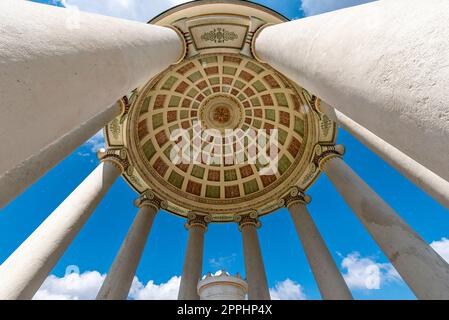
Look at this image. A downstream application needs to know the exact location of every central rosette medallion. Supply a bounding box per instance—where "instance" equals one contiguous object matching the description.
[199,94,244,132]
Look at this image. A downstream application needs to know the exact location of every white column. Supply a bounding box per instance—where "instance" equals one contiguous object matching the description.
[0,103,121,209]
[237,213,270,300]
[285,193,353,300]
[320,102,449,210]
[0,1,184,182]
[96,194,160,300]
[178,213,209,300]
[0,157,122,300]
[254,0,449,182]
[324,156,449,300]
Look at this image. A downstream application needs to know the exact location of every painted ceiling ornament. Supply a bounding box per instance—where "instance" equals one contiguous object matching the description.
[201,28,238,43]
[104,1,339,222]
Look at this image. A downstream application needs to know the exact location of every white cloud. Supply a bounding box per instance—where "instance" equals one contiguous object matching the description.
[340,252,401,290]
[430,237,449,263]
[62,0,190,22]
[270,279,306,300]
[34,271,181,300]
[130,276,181,300]
[34,271,105,300]
[84,130,105,153]
[34,269,307,300]
[301,0,375,16]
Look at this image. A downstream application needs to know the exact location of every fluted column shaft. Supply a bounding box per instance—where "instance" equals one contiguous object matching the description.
[319,102,449,210]
[0,160,121,300]
[286,195,352,300]
[96,195,160,300]
[238,214,270,300]
[0,0,184,201]
[324,157,449,299]
[254,0,449,181]
[178,214,209,300]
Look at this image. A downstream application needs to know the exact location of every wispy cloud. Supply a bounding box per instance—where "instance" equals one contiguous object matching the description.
[300,0,375,16]
[208,253,238,271]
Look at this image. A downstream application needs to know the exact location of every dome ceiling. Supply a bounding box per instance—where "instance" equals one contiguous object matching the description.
[104,1,338,222]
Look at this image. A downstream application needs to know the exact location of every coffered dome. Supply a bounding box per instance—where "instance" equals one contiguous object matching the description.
[104,0,338,222]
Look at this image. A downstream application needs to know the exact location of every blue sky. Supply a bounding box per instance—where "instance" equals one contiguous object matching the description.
[2,0,448,300]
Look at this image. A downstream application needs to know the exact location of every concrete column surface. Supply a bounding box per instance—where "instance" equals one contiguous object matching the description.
[96,204,158,300]
[0,1,183,180]
[255,0,449,181]
[288,203,353,300]
[178,226,206,300]
[0,161,120,300]
[0,103,121,209]
[241,224,270,300]
[324,157,449,300]
[320,103,449,210]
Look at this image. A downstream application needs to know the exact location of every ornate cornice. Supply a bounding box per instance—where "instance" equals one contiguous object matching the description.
[185,212,211,231]
[313,144,345,170]
[281,187,311,208]
[134,189,167,211]
[235,211,261,231]
[97,148,130,172]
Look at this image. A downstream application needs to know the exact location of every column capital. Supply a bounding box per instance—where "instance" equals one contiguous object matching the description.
[97,148,130,173]
[251,23,274,63]
[134,190,166,211]
[282,187,311,208]
[185,212,211,231]
[235,211,261,231]
[313,144,345,170]
[164,25,187,64]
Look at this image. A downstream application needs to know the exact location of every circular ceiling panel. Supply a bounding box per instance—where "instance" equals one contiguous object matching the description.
[104,1,338,222]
